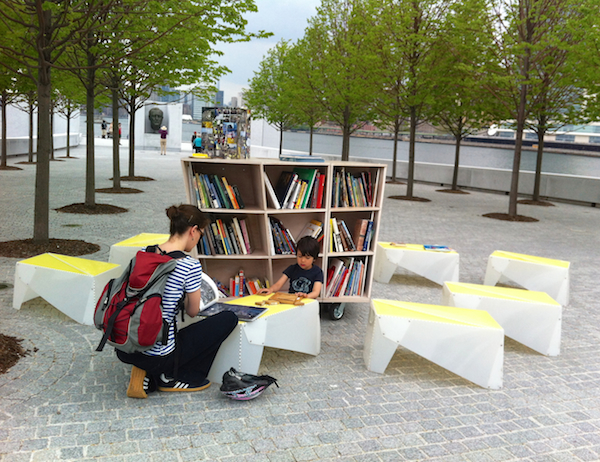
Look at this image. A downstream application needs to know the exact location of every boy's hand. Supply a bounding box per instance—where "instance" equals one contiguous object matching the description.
[257,288,272,295]
[295,293,307,298]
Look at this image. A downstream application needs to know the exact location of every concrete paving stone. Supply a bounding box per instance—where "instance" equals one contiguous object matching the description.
[59,446,83,459]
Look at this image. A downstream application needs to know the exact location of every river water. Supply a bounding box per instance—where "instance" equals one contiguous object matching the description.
[89,120,600,179]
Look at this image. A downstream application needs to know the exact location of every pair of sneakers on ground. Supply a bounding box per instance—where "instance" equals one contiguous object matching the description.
[127,366,211,399]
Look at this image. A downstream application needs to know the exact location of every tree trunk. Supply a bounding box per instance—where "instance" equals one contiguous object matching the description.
[309,125,313,155]
[112,85,121,189]
[85,48,96,208]
[278,124,283,156]
[128,97,136,177]
[532,128,545,202]
[509,85,527,218]
[341,106,351,161]
[392,118,400,182]
[28,103,34,163]
[406,106,417,198]
[49,104,54,160]
[1,92,6,168]
[33,14,52,243]
[66,110,71,158]
[452,137,462,190]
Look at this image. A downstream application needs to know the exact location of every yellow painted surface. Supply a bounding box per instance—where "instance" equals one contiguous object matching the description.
[230,294,314,319]
[445,282,560,305]
[113,233,169,247]
[379,242,457,253]
[491,250,569,268]
[372,299,502,329]
[19,253,119,275]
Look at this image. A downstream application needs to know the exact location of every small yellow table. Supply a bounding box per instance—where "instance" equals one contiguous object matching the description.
[442,282,562,356]
[484,251,570,306]
[13,253,121,325]
[364,299,504,389]
[374,242,459,286]
[202,295,321,384]
[109,233,169,273]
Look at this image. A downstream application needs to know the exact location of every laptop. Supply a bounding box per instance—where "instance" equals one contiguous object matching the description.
[198,302,267,322]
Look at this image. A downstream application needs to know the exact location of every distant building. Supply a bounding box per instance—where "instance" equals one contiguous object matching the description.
[215,91,224,107]
[230,96,238,107]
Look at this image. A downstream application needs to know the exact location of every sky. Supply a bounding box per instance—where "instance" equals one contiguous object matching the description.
[214,0,321,104]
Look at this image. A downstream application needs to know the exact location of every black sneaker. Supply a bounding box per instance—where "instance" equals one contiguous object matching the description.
[157,374,211,392]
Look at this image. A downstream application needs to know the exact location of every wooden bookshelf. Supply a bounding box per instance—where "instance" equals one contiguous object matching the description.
[181,157,386,306]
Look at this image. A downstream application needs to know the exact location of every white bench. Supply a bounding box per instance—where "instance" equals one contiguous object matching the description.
[190,295,321,384]
[109,233,170,272]
[442,282,562,356]
[13,253,121,325]
[364,299,504,389]
[373,242,459,286]
[484,250,570,306]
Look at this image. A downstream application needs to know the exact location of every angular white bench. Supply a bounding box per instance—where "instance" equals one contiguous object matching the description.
[109,233,170,273]
[442,282,562,356]
[13,253,121,325]
[196,295,321,384]
[484,250,570,306]
[364,299,504,389]
[374,242,459,286]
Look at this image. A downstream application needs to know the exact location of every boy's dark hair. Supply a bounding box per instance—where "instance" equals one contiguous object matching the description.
[296,236,319,259]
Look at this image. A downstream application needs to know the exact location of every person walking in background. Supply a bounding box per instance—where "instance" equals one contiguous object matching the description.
[159,125,168,155]
[191,131,197,150]
[118,123,122,145]
[193,134,203,153]
[101,120,107,139]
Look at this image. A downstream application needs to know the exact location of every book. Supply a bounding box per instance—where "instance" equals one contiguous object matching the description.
[316,173,325,208]
[199,273,220,310]
[285,178,301,209]
[210,222,225,254]
[232,217,248,255]
[326,258,345,297]
[330,218,343,252]
[221,177,240,209]
[298,219,323,239]
[264,175,281,209]
[232,185,245,209]
[353,219,369,251]
[274,171,295,206]
[239,218,252,253]
[216,219,231,254]
[292,167,318,208]
[338,220,356,251]
[424,245,452,252]
[362,220,374,251]
[309,171,320,208]
[212,175,232,209]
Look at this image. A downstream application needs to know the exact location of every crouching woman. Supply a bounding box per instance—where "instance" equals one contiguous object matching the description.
[117,204,237,398]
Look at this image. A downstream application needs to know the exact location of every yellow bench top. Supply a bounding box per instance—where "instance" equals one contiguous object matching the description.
[19,253,119,275]
[112,233,169,247]
[445,282,560,305]
[491,251,569,269]
[227,294,317,320]
[379,242,457,253]
[372,299,501,329]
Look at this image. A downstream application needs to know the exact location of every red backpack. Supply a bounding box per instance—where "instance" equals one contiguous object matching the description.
[94,246,185,353]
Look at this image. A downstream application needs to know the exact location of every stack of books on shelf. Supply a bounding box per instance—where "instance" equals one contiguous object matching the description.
[329,218,356,252]
[268,217,296,255]
[198,217,252,256]
[191,172,245,209]
[325,257,366,297]
[332,168,374,207]
[265,168,326,209]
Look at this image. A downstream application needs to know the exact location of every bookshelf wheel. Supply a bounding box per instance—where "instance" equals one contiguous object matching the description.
[327,303,345,321]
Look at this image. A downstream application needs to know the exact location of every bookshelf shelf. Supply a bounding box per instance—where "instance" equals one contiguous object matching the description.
[181,157,386,303]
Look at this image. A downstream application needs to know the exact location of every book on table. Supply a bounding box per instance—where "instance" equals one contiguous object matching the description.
[198,302,267,322]
[423,245,452,252]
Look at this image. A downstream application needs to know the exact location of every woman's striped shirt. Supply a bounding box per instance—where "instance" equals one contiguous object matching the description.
[143,255,202,357]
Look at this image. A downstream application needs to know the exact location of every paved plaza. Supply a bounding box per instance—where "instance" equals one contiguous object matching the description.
[0,140,599,461]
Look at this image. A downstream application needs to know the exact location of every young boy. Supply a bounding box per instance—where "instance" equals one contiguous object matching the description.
[258,236,323,299]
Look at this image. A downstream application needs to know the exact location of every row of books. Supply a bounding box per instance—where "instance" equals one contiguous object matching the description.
[269,217,297,255]
[325,257,366,297]
[192,172,245,209]
[332,168,374,208]
[265,168,326,209]
[226,269,270,297]
[330,218,374,253]
[198,217,252,256]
